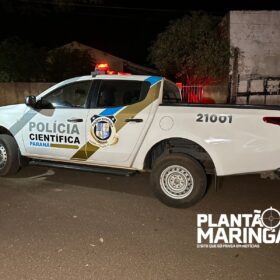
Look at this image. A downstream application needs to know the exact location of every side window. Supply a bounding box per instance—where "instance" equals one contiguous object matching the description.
[41,81,92,108]
[163,80,181,104]
[96,80,150,108]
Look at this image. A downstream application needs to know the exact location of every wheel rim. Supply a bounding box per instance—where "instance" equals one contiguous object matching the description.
[160,165,194,199]
[0,143,8,170]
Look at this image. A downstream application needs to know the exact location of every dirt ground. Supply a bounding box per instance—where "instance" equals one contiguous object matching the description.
[0,166,279,280]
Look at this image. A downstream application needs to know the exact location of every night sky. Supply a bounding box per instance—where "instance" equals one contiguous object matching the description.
[0,0,280,66]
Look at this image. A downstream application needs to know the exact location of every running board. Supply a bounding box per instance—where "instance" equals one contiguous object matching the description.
[29,160,137,177]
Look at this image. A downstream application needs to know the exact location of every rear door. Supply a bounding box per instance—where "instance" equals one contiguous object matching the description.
[71,77,162,167]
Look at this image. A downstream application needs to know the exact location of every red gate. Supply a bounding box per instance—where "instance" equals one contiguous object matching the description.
[181,86,204,103]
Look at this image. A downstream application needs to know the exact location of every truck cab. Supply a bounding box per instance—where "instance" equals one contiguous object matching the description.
[17,73,166,168]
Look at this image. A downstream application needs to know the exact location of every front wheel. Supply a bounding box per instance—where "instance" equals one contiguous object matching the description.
[0,135,20,176]
[150,153,207,208]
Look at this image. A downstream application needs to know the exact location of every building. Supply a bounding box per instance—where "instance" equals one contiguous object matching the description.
[57,41,158,76]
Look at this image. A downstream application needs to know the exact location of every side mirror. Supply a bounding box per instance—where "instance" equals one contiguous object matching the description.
[25,96,37,108]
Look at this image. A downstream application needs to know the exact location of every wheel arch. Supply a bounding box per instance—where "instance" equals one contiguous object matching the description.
[143,137,216,174]
[0,125,27,167]
[0,126,13,136]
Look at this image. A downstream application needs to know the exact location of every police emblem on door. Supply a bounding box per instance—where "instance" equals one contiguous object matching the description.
[95,121,111,140]
[89,115,118,147]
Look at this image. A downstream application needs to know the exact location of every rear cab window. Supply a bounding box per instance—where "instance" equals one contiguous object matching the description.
[93,80,150,108]
[162,80,182,104]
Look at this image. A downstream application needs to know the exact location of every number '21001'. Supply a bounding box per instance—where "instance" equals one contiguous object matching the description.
[196,113,233,124]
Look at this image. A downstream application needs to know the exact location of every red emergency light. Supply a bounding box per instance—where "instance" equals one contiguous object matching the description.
[92,63,131,77]
[117,72,131,76]
[95,63,109,72]
[107,70,117,75]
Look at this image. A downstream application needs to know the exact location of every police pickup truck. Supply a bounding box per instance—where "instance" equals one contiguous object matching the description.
[0,67,280,207]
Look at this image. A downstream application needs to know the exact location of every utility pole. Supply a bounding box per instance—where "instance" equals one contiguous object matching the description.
[230,47,239,104]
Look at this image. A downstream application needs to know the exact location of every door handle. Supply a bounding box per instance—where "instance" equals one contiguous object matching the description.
[67,118,84,123]
[125,118,143,123]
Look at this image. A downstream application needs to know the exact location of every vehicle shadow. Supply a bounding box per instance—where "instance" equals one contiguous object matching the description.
[8,165,280,211]
[11,165,155,198]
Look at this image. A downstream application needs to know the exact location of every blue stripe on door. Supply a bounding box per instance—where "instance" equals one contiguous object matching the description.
[99,106,123,116]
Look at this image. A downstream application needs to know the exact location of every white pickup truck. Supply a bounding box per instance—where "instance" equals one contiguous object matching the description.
[0,70,279,207]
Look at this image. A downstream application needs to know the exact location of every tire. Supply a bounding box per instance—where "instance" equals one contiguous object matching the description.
[0,134,20,176]
[151,153,207,208]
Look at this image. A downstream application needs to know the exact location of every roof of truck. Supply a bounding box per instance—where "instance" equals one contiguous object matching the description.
[37,75,163,99]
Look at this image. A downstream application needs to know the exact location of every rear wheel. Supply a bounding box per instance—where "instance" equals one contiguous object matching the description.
[0,135,20,176]
[151,153,207,208]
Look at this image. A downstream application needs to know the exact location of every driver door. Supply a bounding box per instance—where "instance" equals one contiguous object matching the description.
[21,80,92,160]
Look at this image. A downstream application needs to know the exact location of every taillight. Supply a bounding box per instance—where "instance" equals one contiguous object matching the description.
[263,117,280,126]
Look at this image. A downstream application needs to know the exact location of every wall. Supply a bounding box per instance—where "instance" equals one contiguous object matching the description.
[0,83,54,106]
[229,11,280,104]
[230,11,280,80]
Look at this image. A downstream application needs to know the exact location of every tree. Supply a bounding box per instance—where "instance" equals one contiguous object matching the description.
[47,48,93,82]
[0,37,47,82]
[148,12,230,85]
[0,38,93,82]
